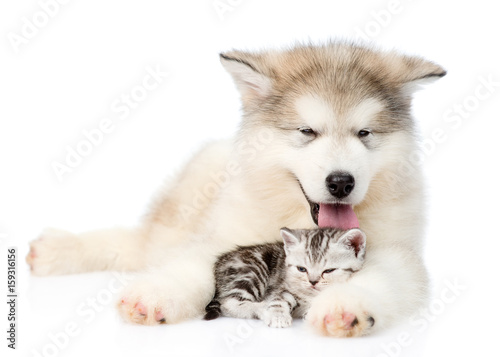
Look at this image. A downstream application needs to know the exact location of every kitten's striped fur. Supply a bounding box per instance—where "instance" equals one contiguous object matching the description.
[204,227,366,328]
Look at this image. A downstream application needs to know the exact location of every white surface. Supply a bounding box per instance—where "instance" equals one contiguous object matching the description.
[1,1,499,356]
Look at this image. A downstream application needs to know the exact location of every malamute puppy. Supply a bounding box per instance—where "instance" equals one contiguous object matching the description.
[27,42,445,337]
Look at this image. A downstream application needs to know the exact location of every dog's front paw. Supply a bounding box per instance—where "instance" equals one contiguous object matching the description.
[117,282,168,325]
[262,309,292,328]
[309,306,374,338]
[306,285,376,337]
[26,228,80,276]
[118,297,166,325]
[116,277,202,325]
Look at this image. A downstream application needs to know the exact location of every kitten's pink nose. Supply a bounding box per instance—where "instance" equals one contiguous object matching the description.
[309,280,319,286]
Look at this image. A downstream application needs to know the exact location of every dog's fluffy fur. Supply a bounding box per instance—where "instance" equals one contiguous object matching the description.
[27,42,445,336]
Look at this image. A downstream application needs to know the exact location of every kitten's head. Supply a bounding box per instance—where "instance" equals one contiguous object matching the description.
[280,227,366,293]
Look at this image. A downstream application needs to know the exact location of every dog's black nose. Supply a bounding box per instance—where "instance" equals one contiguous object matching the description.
[326,172,355,199]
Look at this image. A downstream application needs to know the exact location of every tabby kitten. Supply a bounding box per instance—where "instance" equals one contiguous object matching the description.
[204,227,366,328]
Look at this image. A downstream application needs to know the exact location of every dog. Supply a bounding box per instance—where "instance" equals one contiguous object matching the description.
[27,41,445,337]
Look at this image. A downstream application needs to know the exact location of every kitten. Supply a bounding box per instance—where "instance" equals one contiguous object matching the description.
[204,227,366,328]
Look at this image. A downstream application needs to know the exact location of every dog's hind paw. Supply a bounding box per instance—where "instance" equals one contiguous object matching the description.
[26,228,80,276]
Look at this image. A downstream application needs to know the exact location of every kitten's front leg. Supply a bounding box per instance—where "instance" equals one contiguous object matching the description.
[261,291,297,328]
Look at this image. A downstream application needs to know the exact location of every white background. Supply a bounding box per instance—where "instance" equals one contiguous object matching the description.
[1,1,499,356]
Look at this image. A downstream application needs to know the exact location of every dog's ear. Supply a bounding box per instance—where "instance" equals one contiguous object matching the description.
[388,54,446,95]
[220,52,272,101]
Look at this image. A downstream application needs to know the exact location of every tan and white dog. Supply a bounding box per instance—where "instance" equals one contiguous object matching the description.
[27,42,445,337]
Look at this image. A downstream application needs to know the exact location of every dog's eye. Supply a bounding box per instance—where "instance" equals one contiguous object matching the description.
[297,266,307,273]
[298,127,316,136]
[358,129,372,138]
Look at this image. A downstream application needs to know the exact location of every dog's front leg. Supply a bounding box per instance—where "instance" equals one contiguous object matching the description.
[116,241,220,325]
[306,246,428,337]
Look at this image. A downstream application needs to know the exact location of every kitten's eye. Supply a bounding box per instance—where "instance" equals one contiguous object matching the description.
[298,127,316,136]
[297,266,307,273]
[358,129,372,138]
[322,268,336,275]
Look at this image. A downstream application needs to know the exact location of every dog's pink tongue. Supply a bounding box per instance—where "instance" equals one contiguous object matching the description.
[318,204,359,229]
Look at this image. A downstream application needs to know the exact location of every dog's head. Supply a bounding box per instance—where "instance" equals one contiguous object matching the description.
[221,42,445,227]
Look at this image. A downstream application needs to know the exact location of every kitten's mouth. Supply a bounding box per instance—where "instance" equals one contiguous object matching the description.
[299,182,359,229]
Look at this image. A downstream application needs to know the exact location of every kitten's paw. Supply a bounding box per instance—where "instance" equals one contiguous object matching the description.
[307,286,376,337]
[263,310,293,328]
[117,297,166,325]
[26,228,80,276]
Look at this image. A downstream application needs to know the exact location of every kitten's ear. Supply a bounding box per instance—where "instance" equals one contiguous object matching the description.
[220,52,272,101]
[280,227,300,251]
[338,229,366,258]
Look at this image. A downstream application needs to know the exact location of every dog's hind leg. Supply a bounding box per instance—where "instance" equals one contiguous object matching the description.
[27,140,233,276]
[26,227,147,276]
